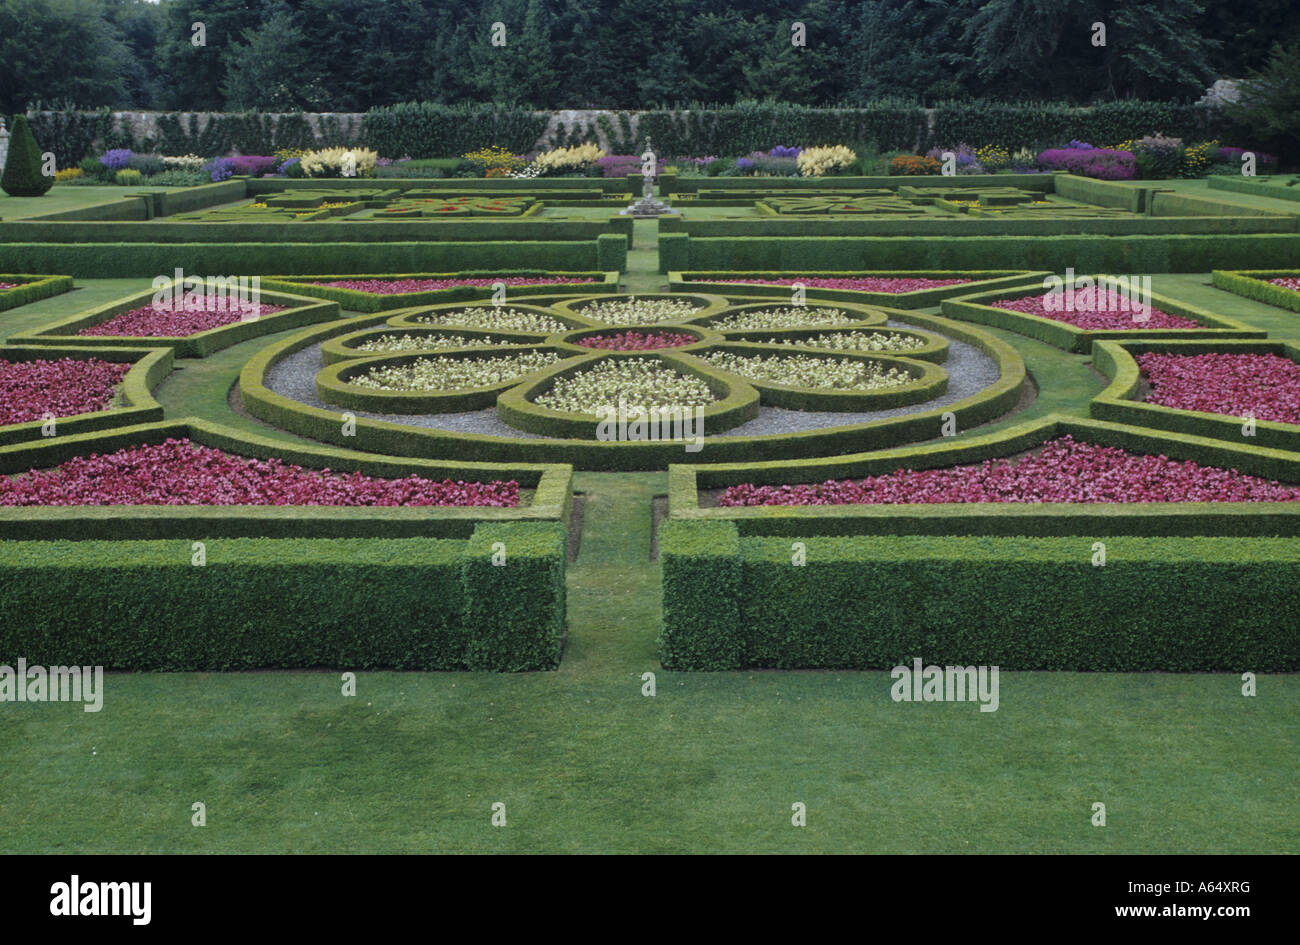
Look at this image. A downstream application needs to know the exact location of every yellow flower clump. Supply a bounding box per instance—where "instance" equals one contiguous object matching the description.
[533,143,606,173]
[299,147,378,178]
[797,145,857,177]
[54,167,83,182]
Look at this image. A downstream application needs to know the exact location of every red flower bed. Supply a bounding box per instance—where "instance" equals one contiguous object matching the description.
[991,293,1197,330]
[1269,277,1300,294]
[0,439,520,507]
[1137,351,1300,425]
[78,299,286,337]
[0,282,23,291]
[0,357,130,425]
[701,276,971,293]
[717,435,1300,506]
[309,276,596,294]
[574,330,696,350]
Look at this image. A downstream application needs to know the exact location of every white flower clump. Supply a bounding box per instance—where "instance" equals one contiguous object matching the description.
[534,359,716,415]
[417,307,568,333]
[355,333,518,353]
[711,306,861,331]
[773,331,924,352]
[703,351,913,391]
[797,145,857,177]
[349,351,561,391]
[576,296,704,324]
[162,154,204,169]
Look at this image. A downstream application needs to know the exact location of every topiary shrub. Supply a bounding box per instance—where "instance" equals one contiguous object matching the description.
[1,114,54,197]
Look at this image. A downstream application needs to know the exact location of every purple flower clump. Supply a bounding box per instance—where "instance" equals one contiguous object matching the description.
[202,157,236,182]
[1037,147,1136,181]
[99,149,133,171]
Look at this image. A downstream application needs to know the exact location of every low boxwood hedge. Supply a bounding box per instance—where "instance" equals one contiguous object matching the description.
[9,285,341,359]
[1211,269,1300,313]
[940,277,1265,353]
[0,417,573,540]
[668,270,1049,309]
[0,344,170,447]
[1090,338,1300,453]
[261,270,620,313]
[668,413,1300,537]
[0,522,568,671]
[658,526,1300,671]
[0,273,74,312]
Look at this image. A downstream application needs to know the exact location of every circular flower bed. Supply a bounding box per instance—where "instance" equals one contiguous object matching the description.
[703,276,972,292]
[0,357,130,425]
[768,330,925,353]
[417,307,568,333]
[1137,351,1300,425]
[702,351,913,391]
[991,293,1198,330]
[78,299,286,337]
[0,439,520,507]
[1269,277,1300,294]
[348,351,562,391]
[573,297,703,324]
[574,330,697,350]
[717,435,1300,506]
[533,359,716,415]
[309,276,595,294]
[355,333,519,353]
[710,306,861,331]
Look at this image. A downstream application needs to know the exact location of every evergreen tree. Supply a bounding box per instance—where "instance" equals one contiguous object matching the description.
[1,114,54,197]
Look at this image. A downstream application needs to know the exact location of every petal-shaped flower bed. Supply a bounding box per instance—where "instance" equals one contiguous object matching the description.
[573,330,699,350]
[532,358,717,415]
[990,293,1197,330]
[706,305,879,332]
[1137,352,1300,425]
[701,350,913,391]
[757,330,930,354]
[0,357,129,426]
[346,351,563,392]
[716,435,1300,506]
[563,296,706,325]
[77,298,286,337]
[355,332,526,353]
[0,439,520,507]
[414,306,572,333]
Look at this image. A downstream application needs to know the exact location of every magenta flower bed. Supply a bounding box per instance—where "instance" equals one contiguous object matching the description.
[1269,277,1300,294]
[309,276,596,294]
[1036,147,1136,180]
[77,299,286,337]
[1137,352,1300,425]
[991,293,1198,330]
[717,435,1300,506]
[0,439,520,507]
[699,276,972,293]
[0,357,130,426]
[574,330,696,350]
[0,282,22,291]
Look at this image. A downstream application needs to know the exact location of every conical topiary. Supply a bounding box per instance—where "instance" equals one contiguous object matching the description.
[1,114,54,197]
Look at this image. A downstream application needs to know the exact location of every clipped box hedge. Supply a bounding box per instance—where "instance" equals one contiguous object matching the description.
[1211,269,1300,313]
[668,413,1300,537]
[1207,175,1300,205]
[0,273,74,312]
[0,417,573,540]
[0,344,170,447]
[659,525,1300,671]
[668,269,1048,309]
[1090,338,1300,453]
[9,285,341,359]
[940,276,1264,353]
[261,270,620,313]
[0,522,568,671]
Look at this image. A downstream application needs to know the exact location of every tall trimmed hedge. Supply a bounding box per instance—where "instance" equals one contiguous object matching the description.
[1,114,53,197]
[363,102,551,159]
[657,520,742,671]
[0,524,569,671]
[658,534,1300,671]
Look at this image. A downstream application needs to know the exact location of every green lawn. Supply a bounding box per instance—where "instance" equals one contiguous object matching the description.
[0,184,169,220]
[1,215,1298,853]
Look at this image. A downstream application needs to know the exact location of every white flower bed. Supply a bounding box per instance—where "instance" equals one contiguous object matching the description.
[355,333,518,353]
[348,351,562,391]
[533,359,717,414]
[575,297,704,324]
[417,307,569,333]
[703,351,914,391]
[711,306,861,331]
[774,331,925,352]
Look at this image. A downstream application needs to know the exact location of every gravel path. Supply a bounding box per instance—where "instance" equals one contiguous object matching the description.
[264,320,1003,441]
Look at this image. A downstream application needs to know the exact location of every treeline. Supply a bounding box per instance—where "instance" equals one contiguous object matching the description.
[2,0,1298,114]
